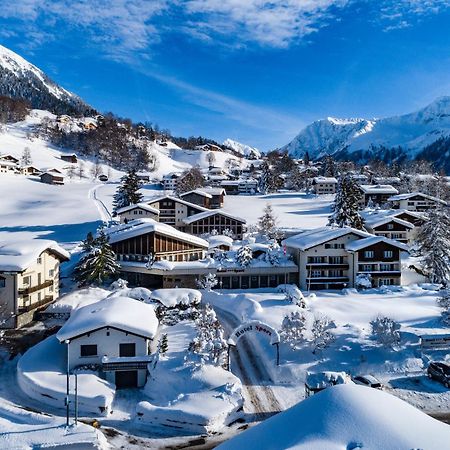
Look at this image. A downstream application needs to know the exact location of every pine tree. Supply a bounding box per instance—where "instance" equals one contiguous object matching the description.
[328,174,364,230]
[258,204,282,240]
[21,147,32,166]
[416,207,450,285]
[322,155,336,177]
[303,151,310,166]
[74,230,120,286]
[236,245,253,267]
[258,162,283,194]
[159,333,169,355]
[81,231,95,252]
[112,169,143,213]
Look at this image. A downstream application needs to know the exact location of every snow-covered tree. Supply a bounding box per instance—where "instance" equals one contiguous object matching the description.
[90,159,103,179]
[370,316,401,349]
[213,249,227,265]
[258,162,283,194]
[206,152,216,167]
[175,167,205,195]
[328,174,364,230]
[416,207,450,285]
[441,309,450,326]
[322,155,337,177]
[196,273,218,291]
[21,147,32,166]
[355,273,373,290]
[284,285,306,308]
[77,161,85,180]
[280,311,307,350]
[188,304,228,367]
[159,333,169,355]
[437,289,450,309]
[74,230,120,286]
[222,228,234,238]
[264,241,280,266]
[236,245,253,267]
[112,169,143,213]
[110,278,128,290]
[258,204,282,240]
[311,316,336,353]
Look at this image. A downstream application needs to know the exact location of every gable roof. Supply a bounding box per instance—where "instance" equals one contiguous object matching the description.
[313,176,338,184]
[183,209,246,225]
[388,192,447,205]
[0,238,70,272]
[56,296,158,342]
[106,218,209,248]
[346,236,409,252]
[180,189,212,199]
[115,203,160,215]
[283,226,372,251]
[146,195,208,212]
[359,184,399,195]
[364,216,414,230]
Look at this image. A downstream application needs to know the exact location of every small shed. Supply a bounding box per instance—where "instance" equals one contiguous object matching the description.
[40,172,65,185]
[61,154,78,164]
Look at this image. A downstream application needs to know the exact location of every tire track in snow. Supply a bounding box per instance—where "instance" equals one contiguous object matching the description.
[88,184,112,223]
[214,307,282,420]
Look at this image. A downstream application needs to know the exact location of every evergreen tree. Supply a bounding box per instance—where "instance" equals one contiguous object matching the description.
[258,162,283,194]
[328,174,364,230]
[159,333,169,355]
[322,155,336,177]
[258,204,282,240]
[112,169,143,213]
[303,151,310,166]
[74,230,120,286]
[81,231,96,252]
[21,147,32,166]
[236,245,253,267]
[416,207,450,285]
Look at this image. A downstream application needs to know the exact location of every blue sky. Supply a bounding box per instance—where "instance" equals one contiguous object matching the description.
[1,0,450,150]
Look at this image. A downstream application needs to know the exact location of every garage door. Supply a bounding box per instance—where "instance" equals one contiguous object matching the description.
[115,370,138,389]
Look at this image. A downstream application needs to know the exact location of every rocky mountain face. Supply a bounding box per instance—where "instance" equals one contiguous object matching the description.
[283,97,450,171]
[223,138,261,159]
[0,45,93,116]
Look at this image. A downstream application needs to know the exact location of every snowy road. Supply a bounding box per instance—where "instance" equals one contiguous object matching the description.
[214,307,282,421]
[89,184,112,223]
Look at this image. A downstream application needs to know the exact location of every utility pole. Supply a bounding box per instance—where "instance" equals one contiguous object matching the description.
[65,340,70,427]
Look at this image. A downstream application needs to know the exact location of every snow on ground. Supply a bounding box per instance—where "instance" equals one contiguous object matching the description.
[204,286,450,413]
[150,288,201,308]
[136,321,243,434]
[218,384,450,450]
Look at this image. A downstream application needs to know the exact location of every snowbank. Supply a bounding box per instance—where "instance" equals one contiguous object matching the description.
[44,287,110,314]
[150,288,202,308]
[218,384,450,450]
[17,335,115,415]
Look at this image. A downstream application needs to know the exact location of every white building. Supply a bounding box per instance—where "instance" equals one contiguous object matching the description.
[116,203,160,223]
[56,296,159,388]
[388,192,448,212]
[162,173,181,191]
[359,184,399,208]
[312,177,338,195]
[0,239,69,328]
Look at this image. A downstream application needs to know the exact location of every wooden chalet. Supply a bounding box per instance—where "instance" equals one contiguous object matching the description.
[183,210,246,239]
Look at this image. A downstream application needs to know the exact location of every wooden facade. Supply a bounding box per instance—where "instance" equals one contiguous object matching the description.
[185,212,246,239]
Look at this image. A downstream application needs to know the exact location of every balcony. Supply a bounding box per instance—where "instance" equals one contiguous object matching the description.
[102,355,153,371]
[307,263,349,269]
[18,295,54,313]
[18,279,53,295]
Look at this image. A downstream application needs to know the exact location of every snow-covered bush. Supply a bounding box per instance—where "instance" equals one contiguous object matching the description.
[197,273,218,291]
[110,278,128,290]
[280,285,306,308]
[264,241,280,266]
[222,228,234,239]
[213,249,228,264]
[311,316,336,353]
[355,273,373,290]
[437,290,450,309]
[188,304,228,368]
[370,316,401,349]
[280,311,307,350]
[236,245,253,267]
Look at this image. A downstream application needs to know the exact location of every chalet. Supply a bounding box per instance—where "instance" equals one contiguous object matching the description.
[388,192,447,212]
[0,159,19,174]
[359,184,399,208]
[312,177,338,195]
[61,154,78,164]
[0,154,19,164]
[183,210,246,239]
[220,180,240,195]
[363,216,414,244]
[56,296,158,389]
[0,239,69,329]
[40,172,64,185]
[194,143,222,152]
[180,188,226,209]
[283,227,408,290]
[146,195,207,229]
[162,173,181,191]
[20,165,41,176]
[115,203,160,223]
[392,210,428,227]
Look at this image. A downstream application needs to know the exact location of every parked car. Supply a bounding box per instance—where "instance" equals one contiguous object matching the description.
[427,362,450,387]
[98,174,108,182]
[352,375,383,389]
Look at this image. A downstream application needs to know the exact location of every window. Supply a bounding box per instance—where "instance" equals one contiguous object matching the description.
[80,344,97,357]
[119,343,136,357]
[387,223,394,230]
[379,278,394,286]
[23,276,31,286]
[49,269,54,277]
[37,257,42,264]
[363,264,372,271]
[384,250,393,258]
[0,277,5,288]
[311,270,322,278]
[364,251,374,259]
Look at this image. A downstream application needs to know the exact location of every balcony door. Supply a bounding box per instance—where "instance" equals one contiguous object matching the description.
[119,343,136,357]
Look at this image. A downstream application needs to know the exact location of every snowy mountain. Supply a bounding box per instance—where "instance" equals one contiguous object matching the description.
[223,138,261,159]
[0,45,93,116]
[283,97,450,169]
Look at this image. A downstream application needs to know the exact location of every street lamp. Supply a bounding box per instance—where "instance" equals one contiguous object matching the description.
[65,339,70,427]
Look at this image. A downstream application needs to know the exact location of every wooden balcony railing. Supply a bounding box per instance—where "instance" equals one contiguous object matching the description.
[18,279,53,295]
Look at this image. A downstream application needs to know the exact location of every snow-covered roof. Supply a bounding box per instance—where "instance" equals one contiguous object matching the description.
[359,184,399,195]
[183,209,246,225]
[115,203,160,215]
[217,384,450,450]
[56,296,158,342]
[106,218,209,248]
[207,235,234,249]
[361,208,428,223]
[388,192,447,204]
[305,371,351,389]
[0,159,18,167]
[313,176,338,184]
[0,239,70,272]
[364,216,415,229]
[283,227,371,251]
[346,236,409,252]
[147,195,209,212]
[150,288,201,308]
[180,189,212,198]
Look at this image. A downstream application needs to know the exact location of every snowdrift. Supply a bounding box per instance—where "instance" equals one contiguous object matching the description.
[150,288,202,308]
[218,384,450,450]
[17,335,115,415]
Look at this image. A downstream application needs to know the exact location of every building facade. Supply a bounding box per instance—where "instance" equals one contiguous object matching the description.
[312,177,338,195]
[116,203,160,223]
[388,192,447,212]
[359,184,399,208]
[183,210,246,239]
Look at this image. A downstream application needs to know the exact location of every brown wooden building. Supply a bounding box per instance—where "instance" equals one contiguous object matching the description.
[183,210,246,239]
[180,188,225,209]
[40,172,64,185]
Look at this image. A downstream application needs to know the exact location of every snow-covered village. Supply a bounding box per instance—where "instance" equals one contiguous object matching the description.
[1,4,450,449]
